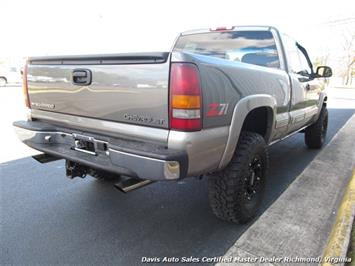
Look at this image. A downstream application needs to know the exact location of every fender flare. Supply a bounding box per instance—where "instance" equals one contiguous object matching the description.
[218,94,277,169]
[314,92,327,120]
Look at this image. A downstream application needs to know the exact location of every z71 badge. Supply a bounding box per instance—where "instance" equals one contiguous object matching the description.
[207,103,229,117]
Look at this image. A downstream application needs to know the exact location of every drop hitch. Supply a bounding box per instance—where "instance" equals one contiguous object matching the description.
[65,160,88,179]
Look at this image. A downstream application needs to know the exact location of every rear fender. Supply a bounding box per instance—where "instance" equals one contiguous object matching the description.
[218,94,277,169]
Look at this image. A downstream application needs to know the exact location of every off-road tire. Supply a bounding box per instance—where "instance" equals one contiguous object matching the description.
[208,131,268,224]
[305,107,328,149]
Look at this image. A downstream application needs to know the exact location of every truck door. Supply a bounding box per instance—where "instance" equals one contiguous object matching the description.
[282,35,321,133]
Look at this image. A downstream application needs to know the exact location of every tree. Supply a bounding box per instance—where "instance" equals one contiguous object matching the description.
[342,31,355,85]
[313,55,329,68]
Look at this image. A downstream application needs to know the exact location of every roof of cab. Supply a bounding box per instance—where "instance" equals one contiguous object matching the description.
[180,25,277,36]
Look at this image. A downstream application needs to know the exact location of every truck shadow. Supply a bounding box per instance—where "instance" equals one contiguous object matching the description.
[1,108,354,265]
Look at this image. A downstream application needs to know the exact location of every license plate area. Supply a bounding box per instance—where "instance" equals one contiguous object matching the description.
[72,134,97,156]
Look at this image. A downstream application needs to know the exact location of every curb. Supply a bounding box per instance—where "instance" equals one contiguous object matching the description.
[322,169,355,266]
[217,114,355,266]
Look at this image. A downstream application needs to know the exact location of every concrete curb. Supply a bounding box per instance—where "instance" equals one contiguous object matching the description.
[322,170,355,266]
[217,114,355,266]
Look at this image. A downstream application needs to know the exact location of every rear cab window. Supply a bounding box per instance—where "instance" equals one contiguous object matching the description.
[174,30,281,69]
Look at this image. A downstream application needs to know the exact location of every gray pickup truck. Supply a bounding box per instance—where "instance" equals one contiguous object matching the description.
[14,26,332,224]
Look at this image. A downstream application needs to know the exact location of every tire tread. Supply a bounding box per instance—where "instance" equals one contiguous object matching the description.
[208,131,268,224]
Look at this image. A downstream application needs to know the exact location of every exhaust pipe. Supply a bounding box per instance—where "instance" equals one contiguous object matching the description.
[114,176,154,193]
[62,160,153,192]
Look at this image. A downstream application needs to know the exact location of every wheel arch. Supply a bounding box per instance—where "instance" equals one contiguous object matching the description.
[313,91,327,122]
[319,92,327,107]
[218,94,277,169]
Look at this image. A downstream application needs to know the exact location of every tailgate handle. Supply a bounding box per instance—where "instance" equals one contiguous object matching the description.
[72,69,92,86]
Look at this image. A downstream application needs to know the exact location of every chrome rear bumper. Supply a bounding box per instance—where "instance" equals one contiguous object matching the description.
[13,121,188,180]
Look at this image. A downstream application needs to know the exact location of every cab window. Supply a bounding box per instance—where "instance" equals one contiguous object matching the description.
[282,34,312,75]
[174,30,281,69]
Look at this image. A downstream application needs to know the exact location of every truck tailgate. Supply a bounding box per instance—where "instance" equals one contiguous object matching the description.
[27,53,170,128]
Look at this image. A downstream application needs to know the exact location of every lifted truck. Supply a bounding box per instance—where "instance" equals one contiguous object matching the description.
[14,26,332,223]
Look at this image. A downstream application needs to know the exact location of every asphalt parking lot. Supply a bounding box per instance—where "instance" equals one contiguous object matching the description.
[1,86,355,265]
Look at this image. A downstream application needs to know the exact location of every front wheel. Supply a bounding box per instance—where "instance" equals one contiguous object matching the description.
[304,107,328,149]
[208,131,268,224]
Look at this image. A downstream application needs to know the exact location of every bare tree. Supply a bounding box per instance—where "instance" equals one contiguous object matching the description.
[342,32,355,85]
[313,54,329,68]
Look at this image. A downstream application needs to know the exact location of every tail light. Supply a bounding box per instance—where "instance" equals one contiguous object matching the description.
[169,63,202,131]
[22,61,30,108]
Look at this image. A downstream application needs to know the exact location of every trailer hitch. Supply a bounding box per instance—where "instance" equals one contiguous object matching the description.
[65,160,88,179]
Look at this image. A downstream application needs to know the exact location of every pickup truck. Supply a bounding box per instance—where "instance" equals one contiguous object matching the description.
[14,26,332,224]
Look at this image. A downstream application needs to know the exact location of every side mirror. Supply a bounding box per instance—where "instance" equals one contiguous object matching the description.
[316,66,332,78]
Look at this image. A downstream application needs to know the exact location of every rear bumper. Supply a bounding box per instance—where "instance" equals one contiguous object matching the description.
[13,120,188,180]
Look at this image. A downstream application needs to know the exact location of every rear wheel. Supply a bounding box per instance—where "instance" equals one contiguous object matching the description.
[208,131,268,224]
[0,77,7,87]
[305,107,328,149]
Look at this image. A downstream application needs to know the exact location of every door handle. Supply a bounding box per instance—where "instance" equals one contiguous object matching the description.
[72,69,92,85]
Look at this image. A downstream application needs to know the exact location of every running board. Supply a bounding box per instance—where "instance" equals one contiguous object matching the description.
[32,153,61,164]
[114,177,154,193]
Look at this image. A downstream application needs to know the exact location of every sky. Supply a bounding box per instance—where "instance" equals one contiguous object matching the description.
[1,0,354,65]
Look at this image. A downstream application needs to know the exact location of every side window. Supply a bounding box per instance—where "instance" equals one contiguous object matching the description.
[297,49,312,76]
[282,34,312,76]
[282,35,302,73]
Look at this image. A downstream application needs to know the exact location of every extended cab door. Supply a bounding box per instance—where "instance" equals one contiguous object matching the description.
[282,35,322,133]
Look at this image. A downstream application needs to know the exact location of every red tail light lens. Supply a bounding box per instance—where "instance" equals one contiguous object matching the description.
[170,63,202,131]
[22,62,30,108]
